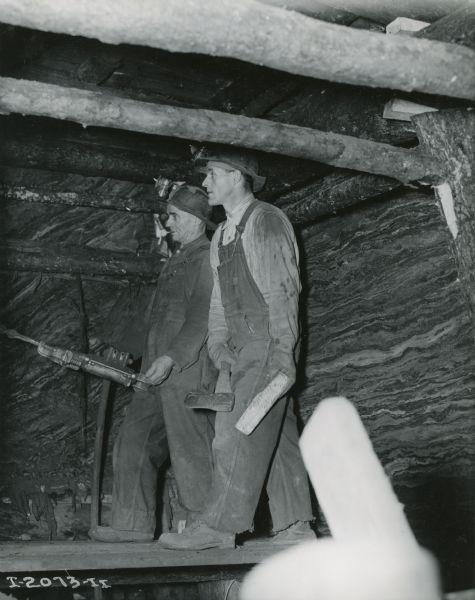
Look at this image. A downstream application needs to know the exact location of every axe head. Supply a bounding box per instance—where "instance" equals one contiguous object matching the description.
[185,392,235,412]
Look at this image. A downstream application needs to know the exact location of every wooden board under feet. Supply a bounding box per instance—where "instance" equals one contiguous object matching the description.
[0,539,292,572]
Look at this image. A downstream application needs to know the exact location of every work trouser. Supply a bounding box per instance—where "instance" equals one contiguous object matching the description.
[200,339,313,534]
[112,384,214,534]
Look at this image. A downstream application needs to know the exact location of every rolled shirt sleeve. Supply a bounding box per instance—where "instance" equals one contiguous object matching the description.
[245,207,301,381]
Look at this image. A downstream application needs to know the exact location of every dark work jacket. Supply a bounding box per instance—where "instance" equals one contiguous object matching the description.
[120,234,216,394]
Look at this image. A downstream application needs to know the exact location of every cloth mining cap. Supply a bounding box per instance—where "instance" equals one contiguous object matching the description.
[168,185,216,230]
[193,145,266,192]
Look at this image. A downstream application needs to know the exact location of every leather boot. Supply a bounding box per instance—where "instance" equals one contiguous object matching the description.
[89,526,153,543]
[158,521,235,550]
[270,521,316,544]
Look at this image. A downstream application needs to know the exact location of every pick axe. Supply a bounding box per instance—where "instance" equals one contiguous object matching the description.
[185,362,235,411]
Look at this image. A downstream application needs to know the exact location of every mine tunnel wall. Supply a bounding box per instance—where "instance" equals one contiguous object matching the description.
[0,187,473,588]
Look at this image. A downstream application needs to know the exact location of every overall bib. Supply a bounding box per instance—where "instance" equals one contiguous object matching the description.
[201,202,313,533]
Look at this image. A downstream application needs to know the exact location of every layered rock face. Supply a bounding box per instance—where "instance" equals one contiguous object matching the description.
[297,190,474,589]
[0,195,157,540]
[0,188,473,588]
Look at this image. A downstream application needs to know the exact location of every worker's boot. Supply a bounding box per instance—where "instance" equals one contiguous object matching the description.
[158,521,235,550]
[89,526,153,543]
[270,520,316,545]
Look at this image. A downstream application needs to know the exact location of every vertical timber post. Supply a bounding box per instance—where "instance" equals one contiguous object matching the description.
[414,109,475,335]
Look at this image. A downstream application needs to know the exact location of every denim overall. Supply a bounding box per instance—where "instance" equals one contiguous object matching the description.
[201,202,313,533]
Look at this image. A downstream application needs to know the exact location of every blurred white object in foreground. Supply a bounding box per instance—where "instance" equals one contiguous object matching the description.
[241,397,441,600]
[300,396,417,543]
[240,538,441,600]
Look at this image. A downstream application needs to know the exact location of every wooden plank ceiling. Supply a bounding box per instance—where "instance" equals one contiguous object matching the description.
[0,2,473,207]
[0,23,330,200]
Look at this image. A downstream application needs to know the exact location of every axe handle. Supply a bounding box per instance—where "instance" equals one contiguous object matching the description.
[221,361,231,374]
[235,372,291,435]
[217,361,232,393]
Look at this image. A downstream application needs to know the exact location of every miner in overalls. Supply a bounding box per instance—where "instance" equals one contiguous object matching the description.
[89,185,217,542]
[159,148,314,550]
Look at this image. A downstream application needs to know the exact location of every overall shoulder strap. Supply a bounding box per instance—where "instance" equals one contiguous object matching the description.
[236,201,261,235]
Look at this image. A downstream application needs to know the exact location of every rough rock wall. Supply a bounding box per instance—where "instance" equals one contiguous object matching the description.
[0,191,157,540]
[0,185,473,588]
[296,190,475,589]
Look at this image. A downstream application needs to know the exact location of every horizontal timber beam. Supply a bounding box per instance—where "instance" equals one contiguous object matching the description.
[416,5,475,49]
[1,241,162,277]
[0,0,474,100]
[265,7,475,148]
[280,171,403,224]
[0,165,157,204]
[256,0,357,24]
[0,130,192,185]
[0,78,440,183]
[0,115,326,198]
[259,0,469,23]
[3,175,403,226]
[1,185,159,213]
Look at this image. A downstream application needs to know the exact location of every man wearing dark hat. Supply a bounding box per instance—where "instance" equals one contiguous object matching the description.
[159,149,314,550]
[90,185,217,542]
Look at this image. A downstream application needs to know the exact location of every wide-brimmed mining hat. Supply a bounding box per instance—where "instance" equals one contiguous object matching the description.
[168,184,216,230]
[192,145,266,193]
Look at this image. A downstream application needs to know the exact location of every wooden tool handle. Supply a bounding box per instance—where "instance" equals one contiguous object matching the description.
[236,372,290,435]
[220,361,231,375]
[216,361,232,394]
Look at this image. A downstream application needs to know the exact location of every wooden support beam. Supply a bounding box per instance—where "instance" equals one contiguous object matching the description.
[280,171,402,224]
[0,78,440,183]
[0,127,192,184]
[268,81,418,146]
[1,185,158,213]
[0,241,162,277]
[293,0,469,23]
[0,24,56,73]
[239,80,301,118]
[1,172,402,228]
[382,99,438,122]
[414,109,475,333]
[256,0,358,25]
[0,123,323,201]
[386,17,429,35]
[0,0,474,100]
[416,5,475,49]
[267,6,474,148]
[0,165,159,211]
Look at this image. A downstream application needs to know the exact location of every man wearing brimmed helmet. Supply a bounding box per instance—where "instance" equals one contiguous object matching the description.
[159,148,314,550]
[90,185,217,543]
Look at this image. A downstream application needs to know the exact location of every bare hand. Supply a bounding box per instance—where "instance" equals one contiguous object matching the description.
[144,355,175,385]
[213,343,237,369]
